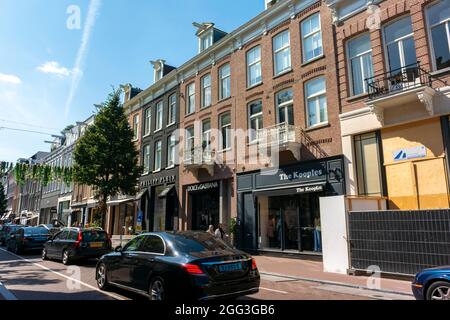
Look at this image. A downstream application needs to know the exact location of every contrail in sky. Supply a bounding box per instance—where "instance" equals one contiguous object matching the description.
[64,0,102,118]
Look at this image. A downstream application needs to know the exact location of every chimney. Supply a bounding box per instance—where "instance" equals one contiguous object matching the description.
[265,0,278,9]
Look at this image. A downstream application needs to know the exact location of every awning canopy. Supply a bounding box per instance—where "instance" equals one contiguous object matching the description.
[252,182,327,197]
[107,198,134,206]
[135,189,149,201]
[158,185,175,198]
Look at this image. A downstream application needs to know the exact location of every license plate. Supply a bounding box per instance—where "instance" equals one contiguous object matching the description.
[218,262,242,273]
[89,242,103,248]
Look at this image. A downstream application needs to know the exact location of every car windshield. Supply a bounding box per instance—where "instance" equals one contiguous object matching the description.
[24,228,49,236]
[170,232,233,253]
[82,230,107,242]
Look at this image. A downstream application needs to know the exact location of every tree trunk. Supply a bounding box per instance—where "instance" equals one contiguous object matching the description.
[97,192,108,230]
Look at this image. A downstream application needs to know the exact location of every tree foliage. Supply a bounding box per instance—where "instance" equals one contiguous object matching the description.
[0,180,7,215]
[72,89,141,225]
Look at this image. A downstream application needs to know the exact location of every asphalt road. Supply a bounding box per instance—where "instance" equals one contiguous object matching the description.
[0,247,411,301]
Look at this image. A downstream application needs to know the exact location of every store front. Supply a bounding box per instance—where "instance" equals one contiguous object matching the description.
[188,181,220,231]
[237,156,345,254]
[140,171,179,232]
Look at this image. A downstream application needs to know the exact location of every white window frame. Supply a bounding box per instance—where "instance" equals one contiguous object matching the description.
[143,108,152,137]
[154,140,162,172]
[426,1,450,71]
[186,83,196,115]
[347,33,374,96]
[167,134,176,168]
[305,77,328,128]
[219,63,231,100]
[247,46,262,88]
[202,119,212,156]
[168,94,177,126]
[132,114,139,141]
[143,144,151,174]
[276,89,294,125]
[201,74,212,108]
[219,112,232,151]
[273,30,292,75]
[155,101,163,132]
[382,16,416,73]
[301,13,323,63]
[185,126,195,161]
[248,100,263,143]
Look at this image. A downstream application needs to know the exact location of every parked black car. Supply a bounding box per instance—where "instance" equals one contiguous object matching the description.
[6,227,51,254]
[0,225,23,246]
[95,231,260,301]
[42,227,112,265]
[38,224,62,236]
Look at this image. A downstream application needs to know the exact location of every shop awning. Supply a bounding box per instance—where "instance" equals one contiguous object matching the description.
[158,185,175,198]
[252,182,327,197]
[135,189,148,201]
[107,197,134,206]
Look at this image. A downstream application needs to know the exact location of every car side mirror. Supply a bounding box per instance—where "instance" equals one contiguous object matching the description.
[115,246,122,253]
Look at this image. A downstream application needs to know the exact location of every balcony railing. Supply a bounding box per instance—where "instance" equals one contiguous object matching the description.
[365,62,447,100]
[256,123,297,146]
[184,146,214,166]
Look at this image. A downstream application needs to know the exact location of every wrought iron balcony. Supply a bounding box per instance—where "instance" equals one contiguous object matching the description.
[183,146,215,175]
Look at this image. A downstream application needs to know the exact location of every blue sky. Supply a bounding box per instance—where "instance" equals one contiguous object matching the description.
[0,0,264,163]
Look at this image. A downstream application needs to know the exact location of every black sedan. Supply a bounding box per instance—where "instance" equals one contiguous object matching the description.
[6,227,51,254]
[1,225,24,247]
[95,231,260,301]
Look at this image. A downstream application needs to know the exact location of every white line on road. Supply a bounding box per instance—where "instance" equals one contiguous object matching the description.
[259,287,288,294]
[0,281,18,300]
[0,248,127,301]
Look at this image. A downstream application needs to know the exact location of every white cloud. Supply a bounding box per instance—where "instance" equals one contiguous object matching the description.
[64,0,102,118]
[37,61,72,77]
[0,73,21,85]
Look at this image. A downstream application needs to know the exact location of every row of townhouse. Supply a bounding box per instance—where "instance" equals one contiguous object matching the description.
[114,0,450,275]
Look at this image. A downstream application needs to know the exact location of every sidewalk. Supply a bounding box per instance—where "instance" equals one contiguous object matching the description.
[254,256,413,296]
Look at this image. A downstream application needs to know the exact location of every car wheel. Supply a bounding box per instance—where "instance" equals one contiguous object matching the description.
[427,281,450,300]
[42,248,48,260]
[149,277,166,301]
[96,263,110,290]
[62,250,71,265]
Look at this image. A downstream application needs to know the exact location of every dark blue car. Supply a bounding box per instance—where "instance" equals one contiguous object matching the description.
[412,266,450,300]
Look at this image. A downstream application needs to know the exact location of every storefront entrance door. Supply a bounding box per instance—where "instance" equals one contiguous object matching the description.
[191,189,220,231]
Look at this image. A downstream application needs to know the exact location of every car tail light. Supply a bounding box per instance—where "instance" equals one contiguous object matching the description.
[251,258,257,271]
[183,264,205,275]
[74,232,83,248]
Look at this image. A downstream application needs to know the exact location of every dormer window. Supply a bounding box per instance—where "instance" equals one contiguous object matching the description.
[151,59,166,83]
[200,33,213,52]
[194,22,227,54]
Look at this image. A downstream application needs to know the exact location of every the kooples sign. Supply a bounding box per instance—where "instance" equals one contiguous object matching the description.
[140,175,176,188]
[187,181,219,192]
[279,169,323,181]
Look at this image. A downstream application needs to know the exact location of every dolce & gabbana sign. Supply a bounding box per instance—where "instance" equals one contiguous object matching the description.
[187,181,219,192]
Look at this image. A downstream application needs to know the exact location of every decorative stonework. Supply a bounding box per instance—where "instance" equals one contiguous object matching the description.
[417,87,436,116]
[368,104,384,126]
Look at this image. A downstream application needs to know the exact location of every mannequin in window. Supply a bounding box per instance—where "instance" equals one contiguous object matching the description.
[313,216,322,252]
[267,215,275,247]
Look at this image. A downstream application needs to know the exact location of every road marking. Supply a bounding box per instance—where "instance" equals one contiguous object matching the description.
[0,248,127,301]
[259,287,288,294]
[0,281,18,300]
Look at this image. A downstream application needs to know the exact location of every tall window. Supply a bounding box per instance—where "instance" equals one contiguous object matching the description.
[202,119,212,158]
[201,74,212,108]
[301,13,323,63]
[144,108,152,136]
[168,94,176,125]
[219,63,231,100]
[143,145,151,174]
[305,77,328,127]
[154,140,162,171]
[186,83,195,115]
[155,101,163,131]
[167,134,176,168]
[248,100,263,143]
[276,89,294,126]
[354,132,382,196]
[185,126,195,160]
[383,16,417,75]
[348,33,374,96]
[273,30,291,75]
[132,114,139,140]
[247,46,262,87]
[427,1,450,70]
[220,112,231,150]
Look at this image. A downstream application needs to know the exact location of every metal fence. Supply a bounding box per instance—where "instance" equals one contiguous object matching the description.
[348,210,450,275]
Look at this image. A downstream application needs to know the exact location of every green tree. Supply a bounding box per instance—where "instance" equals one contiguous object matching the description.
[72,89,141,228]
[0,180,7,215]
